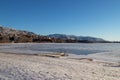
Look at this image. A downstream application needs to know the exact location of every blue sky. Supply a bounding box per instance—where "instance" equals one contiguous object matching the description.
[0,0,120,41]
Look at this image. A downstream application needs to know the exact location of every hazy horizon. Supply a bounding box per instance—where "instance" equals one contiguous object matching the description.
[0,0,120,41]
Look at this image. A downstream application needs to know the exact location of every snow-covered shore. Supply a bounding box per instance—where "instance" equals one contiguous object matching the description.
[0,53,120,80]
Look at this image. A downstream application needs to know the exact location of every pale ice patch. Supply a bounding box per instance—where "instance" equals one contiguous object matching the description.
[87,51,120,62]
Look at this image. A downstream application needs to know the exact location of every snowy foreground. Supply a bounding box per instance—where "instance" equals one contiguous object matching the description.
[0,53,120,80]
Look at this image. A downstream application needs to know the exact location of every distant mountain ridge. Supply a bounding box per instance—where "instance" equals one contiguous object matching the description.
[0,25,108,43]
[48,34,105,42]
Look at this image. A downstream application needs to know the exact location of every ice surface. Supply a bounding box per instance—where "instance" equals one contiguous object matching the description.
[0,43,120,62]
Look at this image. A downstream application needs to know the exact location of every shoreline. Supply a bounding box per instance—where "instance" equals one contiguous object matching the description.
[2,51,120,63]
[0,43,120,63]
[0,52,120,80]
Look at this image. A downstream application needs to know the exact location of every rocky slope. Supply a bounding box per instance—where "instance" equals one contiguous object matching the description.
[0,26,50,43]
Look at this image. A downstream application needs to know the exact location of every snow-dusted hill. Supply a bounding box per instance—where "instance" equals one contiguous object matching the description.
[0,25,107,43]
[48,34,105,42]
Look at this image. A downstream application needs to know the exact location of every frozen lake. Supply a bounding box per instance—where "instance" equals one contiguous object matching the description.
[0,43,120,62]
